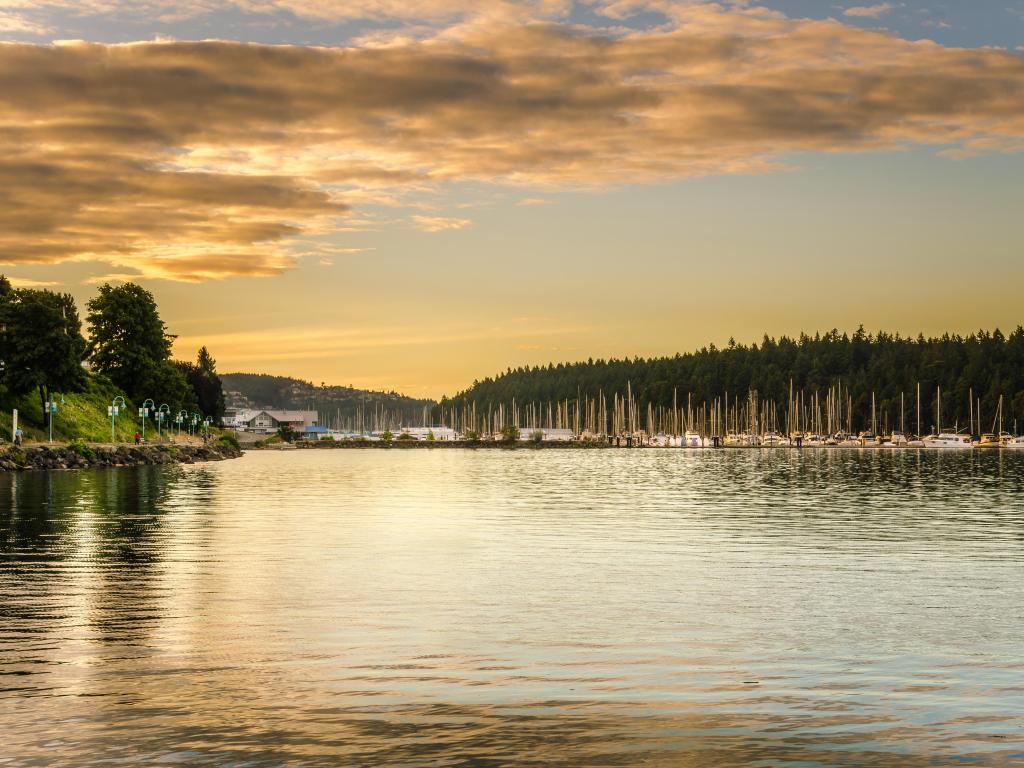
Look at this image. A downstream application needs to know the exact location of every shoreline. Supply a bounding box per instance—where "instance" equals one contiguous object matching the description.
[0,442,243,472]
[254,440,1013,451]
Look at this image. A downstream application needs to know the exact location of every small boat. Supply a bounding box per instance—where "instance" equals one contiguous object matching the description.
[887,431,909,447]
[857,431,882,447]
[922,433,974,449]
[683,430,703,448]
[978,433,1001,447]
[762,431,790,447]
[1001,434,1024,449]
[724,432,756,447]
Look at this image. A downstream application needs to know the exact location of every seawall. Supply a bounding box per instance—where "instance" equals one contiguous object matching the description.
[0,443,243,471]
[280,440,612,450]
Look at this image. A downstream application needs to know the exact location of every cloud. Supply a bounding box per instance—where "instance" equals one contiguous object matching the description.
[0,5,1022,280]
[516,197,551,206]
[412,215,473,232]
[4,276,59,287]
[843,3,894,18]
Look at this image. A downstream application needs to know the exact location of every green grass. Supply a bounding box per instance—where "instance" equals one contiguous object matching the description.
[0,375,148,444]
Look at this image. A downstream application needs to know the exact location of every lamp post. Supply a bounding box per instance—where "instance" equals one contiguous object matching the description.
[44,397,58,443]
[156,403,170,438]
[139,398,155,442]
[175,410,187,438]
[191,412,201,439]
[108,395,127,443]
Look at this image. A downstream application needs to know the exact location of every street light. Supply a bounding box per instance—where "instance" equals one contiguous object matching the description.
[175,409,187,438]
[139,398,155,442]
[44,397,59,443]
[156,403,170,438]
[108,395,127,443]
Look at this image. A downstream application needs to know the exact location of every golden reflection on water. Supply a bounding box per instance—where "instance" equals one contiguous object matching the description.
[1,449,1023,766]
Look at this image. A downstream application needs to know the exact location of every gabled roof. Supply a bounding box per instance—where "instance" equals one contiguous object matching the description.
[253,409,317,422]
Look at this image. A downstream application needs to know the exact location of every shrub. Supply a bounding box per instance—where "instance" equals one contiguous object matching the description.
[380,430,393,443]
[463,429,479,442]
[67,439,96,461]
[396,432,415,441]
[426,430,435,442]
[529,429,544,444]
[253,439,266,448]
[500,424,520,443]
[218,432,240,450]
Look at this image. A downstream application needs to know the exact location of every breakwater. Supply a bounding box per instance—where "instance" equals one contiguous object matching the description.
[280,440,610,450]
[0,442,242,471]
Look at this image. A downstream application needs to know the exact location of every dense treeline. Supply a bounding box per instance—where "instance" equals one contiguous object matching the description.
[448,328,1024,433]
[0,277,226,432]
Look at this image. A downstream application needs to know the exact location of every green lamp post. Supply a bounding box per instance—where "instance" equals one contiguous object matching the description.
[108,395,127,443]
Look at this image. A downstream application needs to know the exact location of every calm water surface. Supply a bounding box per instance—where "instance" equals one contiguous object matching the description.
[1,449,1023,766]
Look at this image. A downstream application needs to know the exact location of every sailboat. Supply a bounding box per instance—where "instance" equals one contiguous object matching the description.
[922,386,974,449]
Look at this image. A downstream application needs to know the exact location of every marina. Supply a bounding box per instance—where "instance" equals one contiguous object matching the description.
[276,383,1024,449]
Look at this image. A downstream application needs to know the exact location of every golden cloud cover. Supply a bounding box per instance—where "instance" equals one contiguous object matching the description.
[1,4,1023,280]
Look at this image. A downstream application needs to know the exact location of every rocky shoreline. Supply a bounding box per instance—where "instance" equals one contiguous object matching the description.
[0,443,243,472]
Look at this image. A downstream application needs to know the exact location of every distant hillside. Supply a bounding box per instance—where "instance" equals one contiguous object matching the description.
[221,373,434,430]
[448,328,1024,433]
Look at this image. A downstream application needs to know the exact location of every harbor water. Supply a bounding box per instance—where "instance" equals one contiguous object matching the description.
[1,449,1023,765]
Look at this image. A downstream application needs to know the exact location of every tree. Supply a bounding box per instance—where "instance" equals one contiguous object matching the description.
[0,286,88,423]
[175,346,225,423]
[194,346,226,423]
[87,283,173,403]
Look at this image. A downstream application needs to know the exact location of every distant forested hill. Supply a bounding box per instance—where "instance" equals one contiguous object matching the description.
[447,328,1024,432]
[221,373,434,430]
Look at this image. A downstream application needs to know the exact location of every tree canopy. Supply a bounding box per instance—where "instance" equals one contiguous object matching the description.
[0,284,88,417]
[448,327,1024,433]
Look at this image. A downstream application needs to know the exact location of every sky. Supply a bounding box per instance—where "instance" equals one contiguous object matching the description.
[1,0,1023,398]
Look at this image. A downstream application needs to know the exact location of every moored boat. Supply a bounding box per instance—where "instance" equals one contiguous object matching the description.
[923,433,974,449]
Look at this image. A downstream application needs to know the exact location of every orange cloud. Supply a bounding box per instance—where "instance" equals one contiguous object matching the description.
[412,215,473,232]
[0,6,1022,280]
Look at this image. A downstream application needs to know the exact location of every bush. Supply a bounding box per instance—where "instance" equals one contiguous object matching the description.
[529,429,544,444]
[380,430,393,443]
[426,430,435,442]
[500,425,520,443]
[218,432,240,450]
[67,438,96,461]
[396,432,415,441]
[253,439,266,448]
[463,429,479,442]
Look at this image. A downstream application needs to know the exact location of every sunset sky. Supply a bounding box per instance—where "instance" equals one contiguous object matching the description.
[2,0,1023,398]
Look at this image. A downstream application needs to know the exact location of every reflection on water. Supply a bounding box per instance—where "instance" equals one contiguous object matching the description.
[1,450,1023,766]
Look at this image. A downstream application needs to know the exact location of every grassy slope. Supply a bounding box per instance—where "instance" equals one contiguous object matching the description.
[0,375,152,443]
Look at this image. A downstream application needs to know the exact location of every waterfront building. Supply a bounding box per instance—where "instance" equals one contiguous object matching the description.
[237,409,319,434]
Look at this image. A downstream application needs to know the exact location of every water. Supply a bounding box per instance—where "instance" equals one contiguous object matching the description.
[1,449,1023,766]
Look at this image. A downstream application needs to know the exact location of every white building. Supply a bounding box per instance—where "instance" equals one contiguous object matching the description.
[396,426,460,441]
[231,409,318,434]
[520,428,575,442]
